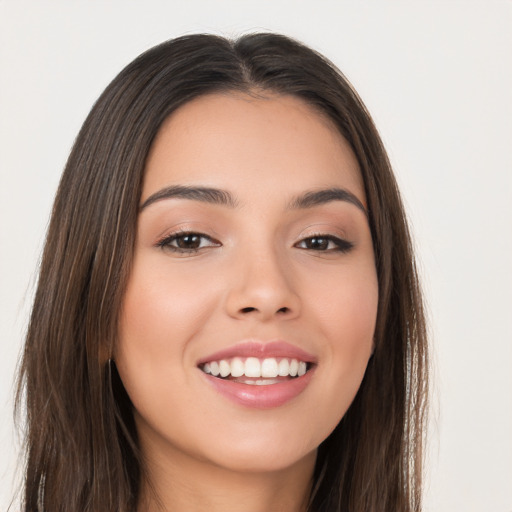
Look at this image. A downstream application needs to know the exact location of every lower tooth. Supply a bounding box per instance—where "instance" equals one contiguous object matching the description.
[241,378,280,385]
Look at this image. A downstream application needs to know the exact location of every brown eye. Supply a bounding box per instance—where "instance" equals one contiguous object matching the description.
[175,234,202,249]
[156,232,220,253]
[295,235,354,253]
[303,237,330,250]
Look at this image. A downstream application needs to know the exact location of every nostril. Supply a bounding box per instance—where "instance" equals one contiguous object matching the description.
[237,306,292,315]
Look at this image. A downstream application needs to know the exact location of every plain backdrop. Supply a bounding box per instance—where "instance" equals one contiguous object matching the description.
[1,2,511,511]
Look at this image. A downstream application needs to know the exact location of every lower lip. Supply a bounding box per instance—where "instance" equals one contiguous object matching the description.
[201,369,315,409]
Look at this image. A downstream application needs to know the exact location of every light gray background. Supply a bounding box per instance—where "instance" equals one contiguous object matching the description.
[1,2,511,511]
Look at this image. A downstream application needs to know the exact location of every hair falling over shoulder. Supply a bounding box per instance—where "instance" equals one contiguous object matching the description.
[15,33,428,512]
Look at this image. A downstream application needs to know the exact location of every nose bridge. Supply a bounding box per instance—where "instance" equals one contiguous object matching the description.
[225,239,300,320]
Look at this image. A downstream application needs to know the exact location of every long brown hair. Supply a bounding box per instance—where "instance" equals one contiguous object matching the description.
[16,33,428,512]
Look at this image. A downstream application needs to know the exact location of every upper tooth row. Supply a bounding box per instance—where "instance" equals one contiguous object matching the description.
[202,357,307,378]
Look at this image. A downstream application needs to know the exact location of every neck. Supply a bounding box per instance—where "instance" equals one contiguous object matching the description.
[138,442,316,512]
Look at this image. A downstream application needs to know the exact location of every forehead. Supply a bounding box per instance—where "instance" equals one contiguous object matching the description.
[143,92,365,205]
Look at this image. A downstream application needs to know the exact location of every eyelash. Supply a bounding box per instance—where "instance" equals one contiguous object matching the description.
[156,231,220,253]
[294,234,354,253]
[155,231,354,254]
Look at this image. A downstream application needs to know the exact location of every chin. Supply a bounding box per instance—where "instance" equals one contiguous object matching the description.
[204,444,318,475]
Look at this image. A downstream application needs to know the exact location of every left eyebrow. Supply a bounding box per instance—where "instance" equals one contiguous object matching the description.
[287,188,368,216]
[140,185,238,211]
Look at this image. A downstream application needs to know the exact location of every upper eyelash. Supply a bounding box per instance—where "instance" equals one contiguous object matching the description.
[295,234,354,252]
[155,231,219,252]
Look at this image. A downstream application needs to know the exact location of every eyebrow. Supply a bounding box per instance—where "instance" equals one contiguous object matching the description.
[288,187,367,215]
[140,185,238,210]
[140,184,367,215]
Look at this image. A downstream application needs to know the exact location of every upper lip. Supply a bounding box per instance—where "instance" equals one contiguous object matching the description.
[197,340,317,365]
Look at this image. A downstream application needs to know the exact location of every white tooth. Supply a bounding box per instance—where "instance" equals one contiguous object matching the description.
[289,359,299,377]
[261,358,279,378]
[230,357,244,377]
[255,379,276,385]
[219,360,230,377]
[278,359,290,376]
[244,357,261,377]
[210,361,220,377]
[298,361,307,376]
[203,363,211,374]
[244,379,279,385]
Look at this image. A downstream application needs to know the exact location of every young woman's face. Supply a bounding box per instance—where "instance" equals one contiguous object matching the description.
[116,92,378,475]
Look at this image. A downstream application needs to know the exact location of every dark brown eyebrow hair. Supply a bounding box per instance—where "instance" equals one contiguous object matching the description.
[140,184,367,215]
[288,187,367,215]
[140,185,238,210]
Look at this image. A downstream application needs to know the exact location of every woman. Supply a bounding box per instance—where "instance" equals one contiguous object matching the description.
[16,33,428,512]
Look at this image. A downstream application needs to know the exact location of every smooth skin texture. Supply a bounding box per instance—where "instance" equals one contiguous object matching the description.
[115,92,379,512]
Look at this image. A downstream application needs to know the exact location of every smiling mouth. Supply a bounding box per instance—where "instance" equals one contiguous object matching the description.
[199,357,312,385]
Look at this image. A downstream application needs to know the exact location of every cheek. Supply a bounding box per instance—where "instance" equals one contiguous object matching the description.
[303,264,378,416]
[114,261,221,428]
[114,261,222,407]
[118,260,219,351]
[332,282,377,372]
[307,260,378,344]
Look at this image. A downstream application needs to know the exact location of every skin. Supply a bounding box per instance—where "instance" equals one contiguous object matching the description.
[115,92,379,512]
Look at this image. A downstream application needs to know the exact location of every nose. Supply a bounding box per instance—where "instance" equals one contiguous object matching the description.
[224,248,301,322]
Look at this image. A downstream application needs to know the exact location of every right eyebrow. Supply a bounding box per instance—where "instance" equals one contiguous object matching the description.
[140,185,239,211]
[288,187,368,217]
